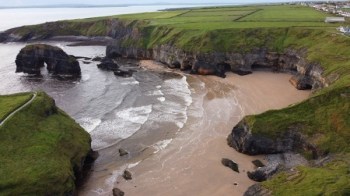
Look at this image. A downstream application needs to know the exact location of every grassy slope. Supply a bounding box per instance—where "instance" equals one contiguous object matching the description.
[5,5,350,195]
[263,154,350,195]
[0,92,91,195]
[0,93,33,121]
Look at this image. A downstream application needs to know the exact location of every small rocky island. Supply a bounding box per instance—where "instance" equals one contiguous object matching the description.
[15,44,81,76]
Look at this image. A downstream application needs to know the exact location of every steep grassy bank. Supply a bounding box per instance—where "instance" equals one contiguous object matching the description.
[0,93,33,121]
[1,4,349,195]
[0,92,92,195]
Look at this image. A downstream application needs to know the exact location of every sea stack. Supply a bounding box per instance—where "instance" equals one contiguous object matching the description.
[15,44,81,76]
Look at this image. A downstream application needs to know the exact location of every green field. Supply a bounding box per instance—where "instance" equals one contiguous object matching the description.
[82,5,338,29]
[0,93,33,121]
[3,4,350,195]
[0,92,91,195]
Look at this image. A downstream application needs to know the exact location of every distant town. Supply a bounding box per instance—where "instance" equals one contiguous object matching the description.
[296,1,350,34]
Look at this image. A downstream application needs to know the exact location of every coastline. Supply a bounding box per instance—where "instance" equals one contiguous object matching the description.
[80,60,310,196]
[0,3,349,195]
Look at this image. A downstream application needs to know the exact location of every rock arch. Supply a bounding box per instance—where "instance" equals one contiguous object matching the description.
[15,44,81,76]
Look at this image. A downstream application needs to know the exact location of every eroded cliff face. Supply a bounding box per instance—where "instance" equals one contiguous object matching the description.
[107,43,327,89]
[0,18,328,88]
[227,121,318,157]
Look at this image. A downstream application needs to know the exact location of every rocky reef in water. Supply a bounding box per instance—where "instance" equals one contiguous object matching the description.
[15,44,81,76]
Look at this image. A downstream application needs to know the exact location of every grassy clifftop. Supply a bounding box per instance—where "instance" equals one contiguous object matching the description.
[0,92,91,195]
[2,5,350,195]
[0,93,33,121]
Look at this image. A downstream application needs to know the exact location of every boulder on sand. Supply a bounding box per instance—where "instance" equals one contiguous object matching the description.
[112,188,125,196]
[221,158,239,173]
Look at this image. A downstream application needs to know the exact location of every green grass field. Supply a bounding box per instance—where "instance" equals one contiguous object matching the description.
[96,5,339,29]
[0,92,91,195]
[0,93,33,121]
[3,4,350,195]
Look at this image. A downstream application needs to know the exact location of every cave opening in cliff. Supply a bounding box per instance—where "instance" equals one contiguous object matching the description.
[251,62,272,71]
[218,63,231,71]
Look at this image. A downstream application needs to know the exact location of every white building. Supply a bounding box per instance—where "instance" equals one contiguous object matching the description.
[325,17,346,23]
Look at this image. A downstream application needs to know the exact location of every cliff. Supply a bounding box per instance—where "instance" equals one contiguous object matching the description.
[0,92,93,195]
[16,44,81,76]
[107,43,326,87]
[0,5,349,195]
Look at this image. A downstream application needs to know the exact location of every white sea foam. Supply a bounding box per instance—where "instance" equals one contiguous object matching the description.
[162,76,193,107]
[157,97,166,102]
[82,74,91,82]
[78,117,102,133]
[105,169,124,190]
[121,79,140,85]
[153,139,173,154]
[156,85,162,89]
[176,122,184,129]
[116,105,152,124]
[91,120,143,149]
[146,89,164,96]
[128,161,141,169]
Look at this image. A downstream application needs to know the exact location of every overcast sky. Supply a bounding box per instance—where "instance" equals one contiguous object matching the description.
[0,0,331,6]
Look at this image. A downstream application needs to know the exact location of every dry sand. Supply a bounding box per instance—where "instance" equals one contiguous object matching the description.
[112,61,311,196]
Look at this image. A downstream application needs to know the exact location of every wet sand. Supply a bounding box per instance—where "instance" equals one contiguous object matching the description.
[113,61,311,196]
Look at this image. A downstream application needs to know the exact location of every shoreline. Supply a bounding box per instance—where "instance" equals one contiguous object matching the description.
[79,60,310,196]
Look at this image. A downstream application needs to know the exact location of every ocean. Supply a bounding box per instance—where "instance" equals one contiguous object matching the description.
[0,4,213,195]
[0,3,315,195]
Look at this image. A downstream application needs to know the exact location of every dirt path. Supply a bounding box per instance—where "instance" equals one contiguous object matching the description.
[0,92,37,126]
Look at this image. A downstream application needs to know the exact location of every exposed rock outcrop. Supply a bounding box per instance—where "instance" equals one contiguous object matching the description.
[107,44,327,88]
[114,69,134,78]
[247,163,280,182]
[123,170,132,180]
[112,188,125,196]
[221,158,239,173]
[15,44,81,76]
[1,19,327,87]
[227,121,318,157]
[97,58,119,71]
[244,184,271,196]
[119,148,129,157]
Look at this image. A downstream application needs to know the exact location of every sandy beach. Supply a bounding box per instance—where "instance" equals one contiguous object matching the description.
[107,60,310,196]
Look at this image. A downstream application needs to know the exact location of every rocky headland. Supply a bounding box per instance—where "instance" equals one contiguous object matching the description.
[0,92,94,195]
[0,5,349,195]
[0,19,327,89]
[15,44,81,76]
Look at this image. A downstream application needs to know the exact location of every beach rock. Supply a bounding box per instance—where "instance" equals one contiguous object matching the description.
[112,188,125,196]
[114,69,134,78]
[123,170,132,180]
[191,61,226,78]
[221,158,239,173]
[92,56,103,61]
[107,43,327,89]
[244,184,271,196]
[227,121,317,156]
[252,160,265,168]
[97,58,119,71]
[247,163,280,182]
[168,61,181,69]
[289,75,313,90]
[119,148,129,157]
[86,150,99,163]
[15,44,81,76]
